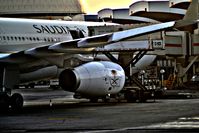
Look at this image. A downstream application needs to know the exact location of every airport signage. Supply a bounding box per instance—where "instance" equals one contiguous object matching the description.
[151,40,164,49]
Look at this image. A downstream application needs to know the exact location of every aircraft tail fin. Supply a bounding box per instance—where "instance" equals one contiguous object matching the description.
[183,0,198,21]
[174,0,198,32]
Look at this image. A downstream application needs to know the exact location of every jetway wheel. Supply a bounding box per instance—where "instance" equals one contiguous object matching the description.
[10,93,24,111]
[124,90,137,103]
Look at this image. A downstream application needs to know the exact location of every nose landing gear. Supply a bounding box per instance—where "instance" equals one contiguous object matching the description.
[10,93,24,111]
[0,92,24,112]
[0,92,10,112]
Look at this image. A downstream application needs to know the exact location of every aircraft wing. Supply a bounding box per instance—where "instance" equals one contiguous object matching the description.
[51,21,175,51]
[0,21,176,64]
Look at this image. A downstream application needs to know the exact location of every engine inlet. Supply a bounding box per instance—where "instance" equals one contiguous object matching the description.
[59,69,80,92]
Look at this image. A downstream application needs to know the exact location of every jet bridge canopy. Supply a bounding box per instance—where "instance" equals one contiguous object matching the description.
[98,8,159,24]
[129,1,186,22]
[169,0,191,9]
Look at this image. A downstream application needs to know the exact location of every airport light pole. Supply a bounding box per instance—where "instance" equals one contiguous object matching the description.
[160,69,165,88]
[140,70,145,85]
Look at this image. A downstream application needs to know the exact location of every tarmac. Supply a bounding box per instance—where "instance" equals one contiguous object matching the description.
[1,88,199,133]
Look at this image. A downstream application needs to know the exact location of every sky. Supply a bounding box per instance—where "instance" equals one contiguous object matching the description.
[79,0,134,14]
[79,0,167,14]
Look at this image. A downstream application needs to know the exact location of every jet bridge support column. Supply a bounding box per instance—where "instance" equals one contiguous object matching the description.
[119,51,151,102]
[102,50,148,76]
[125,51,147,70]
[101,50,153,102]
[102,52,120,64]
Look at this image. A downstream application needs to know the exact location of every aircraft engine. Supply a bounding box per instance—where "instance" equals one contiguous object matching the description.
[59,61,125,97]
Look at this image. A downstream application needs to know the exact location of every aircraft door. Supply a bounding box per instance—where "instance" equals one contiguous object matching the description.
[69,29,85,39]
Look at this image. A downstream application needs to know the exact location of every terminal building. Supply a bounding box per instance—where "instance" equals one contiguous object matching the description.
[0,0,83,19]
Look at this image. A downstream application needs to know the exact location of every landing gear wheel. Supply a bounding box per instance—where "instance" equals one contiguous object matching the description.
[10,93,23,111]
[0,93,10,112]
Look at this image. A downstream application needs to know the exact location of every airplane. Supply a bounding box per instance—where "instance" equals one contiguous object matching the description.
[0,0,198,111]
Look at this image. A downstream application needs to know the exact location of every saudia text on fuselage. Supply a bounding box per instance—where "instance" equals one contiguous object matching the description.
[33,24,70,34]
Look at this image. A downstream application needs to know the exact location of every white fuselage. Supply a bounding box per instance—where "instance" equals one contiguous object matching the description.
[0,17,156,76]
[0,17,156,97]
[0,17,116,53]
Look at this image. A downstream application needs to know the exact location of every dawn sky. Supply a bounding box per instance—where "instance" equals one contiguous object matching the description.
[79,0,133,14]
[79,0,167,14]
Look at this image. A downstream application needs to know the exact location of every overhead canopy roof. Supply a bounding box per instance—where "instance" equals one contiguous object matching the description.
[129,1,186,22]
[98,8,159,24]
[169,0,191,9]
[0,0,83,17]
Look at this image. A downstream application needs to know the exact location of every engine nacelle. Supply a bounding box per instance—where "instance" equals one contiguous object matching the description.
[59,61,125,97]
